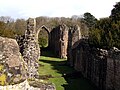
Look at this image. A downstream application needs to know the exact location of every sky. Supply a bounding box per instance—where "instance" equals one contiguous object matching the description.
[0,0,119,19]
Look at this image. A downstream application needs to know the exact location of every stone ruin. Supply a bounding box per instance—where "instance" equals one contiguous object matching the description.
[50,24,82,59]
[17,18,79,78]
[0,18,56,90]
[69,38,120,90]
[15,18,120,90]
[0,36,27,85]
[50,24,69,58]
[22,18,40,78]
[67,25,81,66]
[19,18,82,78]
[1,17,120,90]
[0,79,56,90]
[0,17,82,90]
[16,18,40,78]
[18,18,82,59]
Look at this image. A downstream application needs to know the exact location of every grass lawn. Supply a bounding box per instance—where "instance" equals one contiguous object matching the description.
[38,51,97,90]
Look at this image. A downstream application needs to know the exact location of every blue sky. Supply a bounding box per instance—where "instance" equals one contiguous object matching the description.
[0,0,119,19]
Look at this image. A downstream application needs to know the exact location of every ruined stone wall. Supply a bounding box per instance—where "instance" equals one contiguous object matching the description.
[106,48,120,90]
[17,19,82,60]
[0,18,56,89]
[0,36,27,85]
[17,20,70,76]
[22,18,40,78]
[70,39,120,90]
[50,24,68,58]
[0,79,55,90]
[50,26,60,55]
[67,25,82,66]
[59,24,68,58]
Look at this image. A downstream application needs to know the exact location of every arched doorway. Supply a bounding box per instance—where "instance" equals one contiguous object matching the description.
[37,25,52,56]
[38,25,50,48]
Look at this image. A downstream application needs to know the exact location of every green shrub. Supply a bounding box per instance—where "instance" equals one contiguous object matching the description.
[38,37,48,47]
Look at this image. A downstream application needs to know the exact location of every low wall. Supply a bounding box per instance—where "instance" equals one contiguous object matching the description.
[0,80,56,90]
[70,39,120,90]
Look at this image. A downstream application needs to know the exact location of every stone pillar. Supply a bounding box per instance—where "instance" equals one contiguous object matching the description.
[59,24,68,59]
[50,24,68,58]
[23,18,40,78]
[67,25,82,66]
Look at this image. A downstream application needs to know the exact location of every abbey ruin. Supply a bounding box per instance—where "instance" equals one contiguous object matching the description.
[21,18,120,90]
[0,18,120,90]
[18,18,82,79]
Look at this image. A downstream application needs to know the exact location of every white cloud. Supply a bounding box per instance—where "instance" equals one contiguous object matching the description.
[0,0,119,19]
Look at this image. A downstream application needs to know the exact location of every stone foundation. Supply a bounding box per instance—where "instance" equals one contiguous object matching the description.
[0,79,55,90]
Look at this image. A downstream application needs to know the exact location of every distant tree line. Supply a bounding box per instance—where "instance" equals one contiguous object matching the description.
[0,16,26,38]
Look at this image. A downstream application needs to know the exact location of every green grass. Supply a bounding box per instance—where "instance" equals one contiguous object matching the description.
[38,56,68,90]
[39,51,97,90]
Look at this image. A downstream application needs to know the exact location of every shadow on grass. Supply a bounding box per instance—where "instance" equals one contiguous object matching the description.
[40,58,98,90]
[41,48,57,57]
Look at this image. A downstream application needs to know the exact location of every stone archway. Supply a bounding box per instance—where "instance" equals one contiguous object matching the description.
[18,18,82,78]
[37,25,50,49]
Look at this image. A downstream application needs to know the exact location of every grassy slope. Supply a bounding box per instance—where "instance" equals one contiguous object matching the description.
[39,54,97,90]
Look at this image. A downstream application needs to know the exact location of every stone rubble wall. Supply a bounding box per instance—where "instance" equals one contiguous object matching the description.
[106,48,120,90]
[0,80,55,90]
[17,19,82,60]
[44,24,82,59]
[50,24,69,58]
[67,25,82,66]
[59,24,68,59]
[0,18,57,89]
[0,36,27,84]
[70,39,120,90]
[22,18,40,78]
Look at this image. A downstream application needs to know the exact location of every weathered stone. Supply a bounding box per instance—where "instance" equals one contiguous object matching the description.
[17,19,82,60]
[0,36,27,85]
[0,79,56,90]
[67,25,82,66]
[22,18,40,78]
[69,38,120,90]
[50,24,68,58]
[59,24,69,59]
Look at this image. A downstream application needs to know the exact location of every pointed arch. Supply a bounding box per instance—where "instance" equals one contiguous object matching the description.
[37,25,50,39]
[37,25,51,48]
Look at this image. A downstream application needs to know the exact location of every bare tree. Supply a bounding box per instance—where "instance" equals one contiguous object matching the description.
[0,16,14,23]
